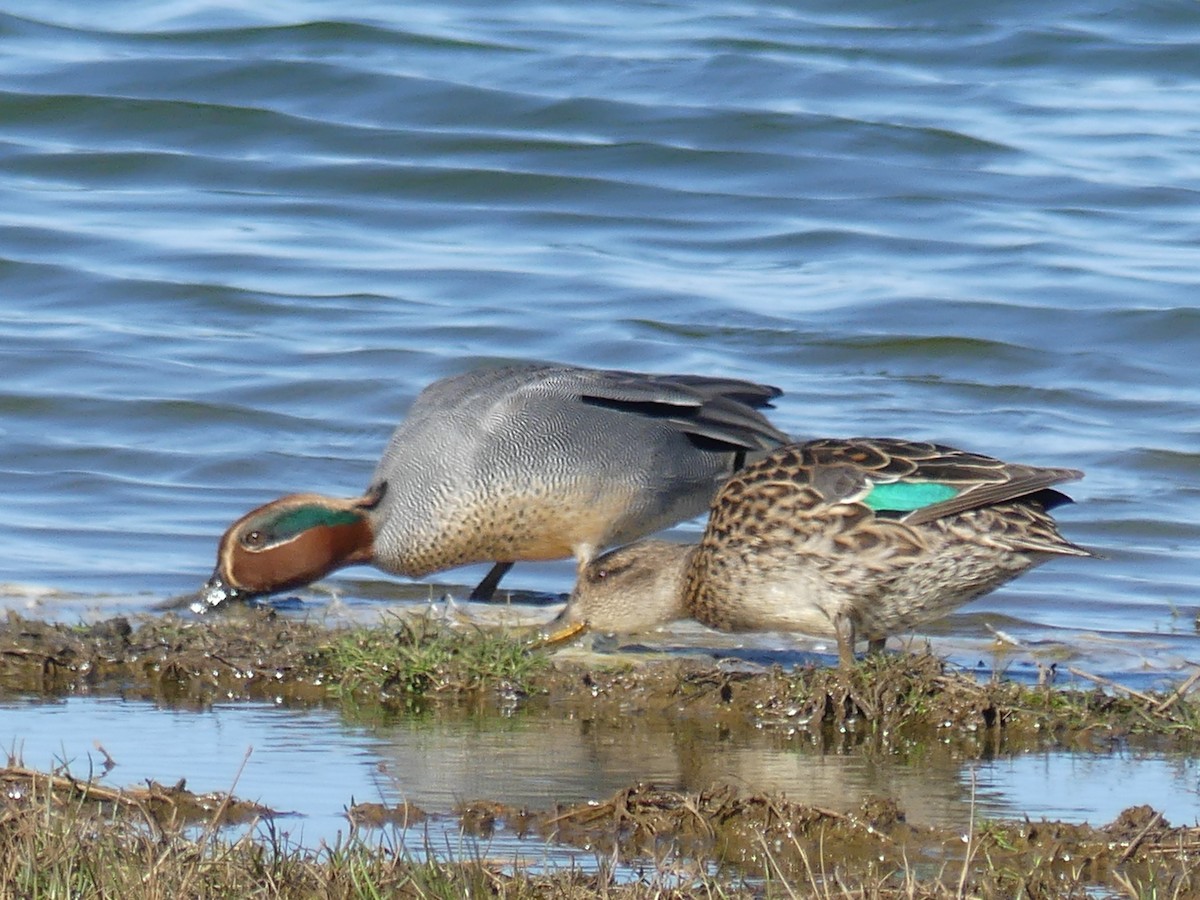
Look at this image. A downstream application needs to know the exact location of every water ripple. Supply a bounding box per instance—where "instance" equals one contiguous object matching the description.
[0,0,1196,677]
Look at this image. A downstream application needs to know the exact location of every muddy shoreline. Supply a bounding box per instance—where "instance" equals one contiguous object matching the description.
[3,608,1198,897]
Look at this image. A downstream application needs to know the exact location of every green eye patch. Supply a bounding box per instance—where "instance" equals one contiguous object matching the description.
[254,506,362,544]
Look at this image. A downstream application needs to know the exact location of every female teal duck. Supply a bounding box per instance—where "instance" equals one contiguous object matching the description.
[560,437,1092,667]
[200,362,787,609]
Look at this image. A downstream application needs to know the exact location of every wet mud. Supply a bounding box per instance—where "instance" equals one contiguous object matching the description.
[2,609,1199,896]
[1,763,272,831]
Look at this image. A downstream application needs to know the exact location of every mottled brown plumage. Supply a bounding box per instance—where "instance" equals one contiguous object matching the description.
[561,438,1092,667]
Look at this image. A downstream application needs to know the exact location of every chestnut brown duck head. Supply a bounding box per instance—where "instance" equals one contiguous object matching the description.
[199,361,788,610]
[202,488,384,607]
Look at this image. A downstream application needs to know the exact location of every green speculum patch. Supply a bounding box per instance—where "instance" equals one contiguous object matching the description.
[863,481,960,513]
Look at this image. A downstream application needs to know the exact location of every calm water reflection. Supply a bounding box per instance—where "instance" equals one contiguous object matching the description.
[3,694,1197,856]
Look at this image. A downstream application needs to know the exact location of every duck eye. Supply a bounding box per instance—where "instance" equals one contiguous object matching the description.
[242,529,266,549]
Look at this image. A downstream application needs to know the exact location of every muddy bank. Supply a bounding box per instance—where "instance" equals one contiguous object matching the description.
[2,609,1199,896]
[0,762,272,831]
[2,609,1196,746]
[3,758,1197,897]
[480,783,1200,895]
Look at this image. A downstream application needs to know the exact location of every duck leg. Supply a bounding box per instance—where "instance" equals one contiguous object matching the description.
[834,612,859,669]
[469,562,514,601]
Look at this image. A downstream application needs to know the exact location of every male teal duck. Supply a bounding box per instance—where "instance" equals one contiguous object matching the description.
[199,362,788,609]
[559,437,1092,667]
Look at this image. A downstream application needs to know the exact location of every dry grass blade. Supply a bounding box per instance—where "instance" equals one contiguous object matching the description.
[1152,666,1200,715]
[1116,809,1165,866]
[1066,666,1159,705]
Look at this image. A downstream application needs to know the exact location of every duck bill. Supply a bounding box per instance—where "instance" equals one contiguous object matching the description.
[195,573,242,612]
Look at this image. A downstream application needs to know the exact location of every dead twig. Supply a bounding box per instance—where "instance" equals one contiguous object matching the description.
[1066,666,1169,715]
[1116,809,1165,865]
[1152,666,1200,715]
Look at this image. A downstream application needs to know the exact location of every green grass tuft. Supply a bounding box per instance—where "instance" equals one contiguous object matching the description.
[319,614,547,706]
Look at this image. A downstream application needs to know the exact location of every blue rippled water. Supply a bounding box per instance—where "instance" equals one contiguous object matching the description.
[2,1,1198,676]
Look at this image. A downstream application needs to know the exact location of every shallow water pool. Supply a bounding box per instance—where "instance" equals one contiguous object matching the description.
[3,693,1196,860]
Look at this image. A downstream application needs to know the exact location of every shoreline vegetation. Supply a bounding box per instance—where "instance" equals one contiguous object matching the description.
[2,608,1198,898]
